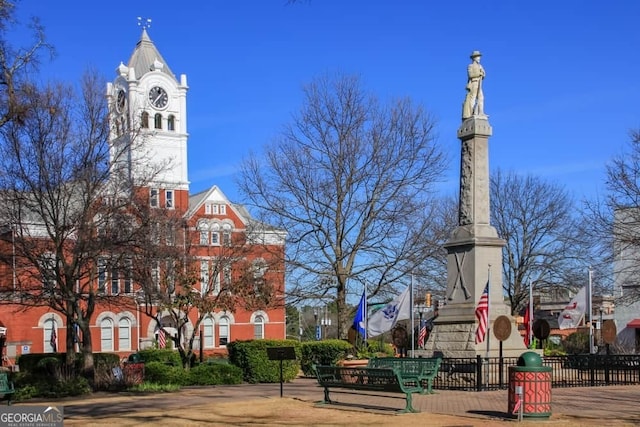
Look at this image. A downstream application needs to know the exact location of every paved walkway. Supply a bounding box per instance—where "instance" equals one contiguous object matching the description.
[21,378,640,425]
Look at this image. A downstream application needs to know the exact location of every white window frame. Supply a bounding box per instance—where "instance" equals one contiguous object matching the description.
[150,188,159,208]
[210,232,220,246]
[152,261,160,290]
[123,258,133,294]
[254,315,265,340]
[111,266,119,294]
[201,261,210,295]
[219,205,226,215]
[205,204,212,215]
[219,317,229,347]
[202,317,215,348]
[98,257,107,293]
[200,230,209,245]
[101,318,114,352]
[165,190,174,209]
[166,224,175,246]
[118,318,131,351]
[45,319,57,353]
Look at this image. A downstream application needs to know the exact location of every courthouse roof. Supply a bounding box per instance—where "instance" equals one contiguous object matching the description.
[127,28,177,82]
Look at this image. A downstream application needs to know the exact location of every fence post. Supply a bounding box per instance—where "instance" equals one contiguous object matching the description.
[476,354,483,391]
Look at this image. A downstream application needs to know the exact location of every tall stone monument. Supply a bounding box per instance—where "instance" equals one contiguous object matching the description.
[424,51,526,358]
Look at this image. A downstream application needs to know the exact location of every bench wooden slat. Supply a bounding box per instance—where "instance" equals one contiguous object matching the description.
[368,357,442,394]
[315,365,421,413]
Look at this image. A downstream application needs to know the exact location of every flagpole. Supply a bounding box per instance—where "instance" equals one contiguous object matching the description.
[410,273,415,356]
[486,265,491,358]
[528,278,533,348]
[364,284,368,345]
[588,267,594,354]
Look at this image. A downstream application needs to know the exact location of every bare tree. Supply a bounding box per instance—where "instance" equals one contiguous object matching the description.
[0,1,54,128]
[490,169,589,314]
[0,71,117,375]
[238,73,447,337]
[129,209,285,368]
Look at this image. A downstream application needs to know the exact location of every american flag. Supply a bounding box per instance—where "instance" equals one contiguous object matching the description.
[417,320,427,348]
[475,283,489,344]
[50,327,57,352]
[158,329,166,349]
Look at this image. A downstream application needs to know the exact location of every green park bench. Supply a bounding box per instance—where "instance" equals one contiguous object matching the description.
[368,356,442,394]
[0,371,15,405]
[314,365,422,413]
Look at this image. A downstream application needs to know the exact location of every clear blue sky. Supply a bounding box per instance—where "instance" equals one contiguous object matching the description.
[14,0,640,203]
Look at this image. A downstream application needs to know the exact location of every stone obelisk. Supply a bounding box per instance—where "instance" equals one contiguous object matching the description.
[424,51,526,358]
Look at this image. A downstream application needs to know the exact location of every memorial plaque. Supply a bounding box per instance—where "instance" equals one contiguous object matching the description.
[493,315,512,341]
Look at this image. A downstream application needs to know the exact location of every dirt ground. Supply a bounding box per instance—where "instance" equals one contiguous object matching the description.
[46,395,630,427]
[57,399,596,427]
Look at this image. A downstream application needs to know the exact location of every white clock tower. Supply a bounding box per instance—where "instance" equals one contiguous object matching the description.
[107,28,189,209]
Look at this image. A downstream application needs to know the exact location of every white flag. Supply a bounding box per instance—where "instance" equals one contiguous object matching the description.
[367,285,412,338]
[558,286,587,330]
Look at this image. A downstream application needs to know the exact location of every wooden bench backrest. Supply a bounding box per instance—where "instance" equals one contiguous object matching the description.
[315,365,403,393]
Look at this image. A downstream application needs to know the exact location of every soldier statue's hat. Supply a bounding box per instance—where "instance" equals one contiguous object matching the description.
[470,50,482,58]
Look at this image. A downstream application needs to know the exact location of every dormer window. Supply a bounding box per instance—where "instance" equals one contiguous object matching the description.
[154,113,162,129]
[167,115,175,131]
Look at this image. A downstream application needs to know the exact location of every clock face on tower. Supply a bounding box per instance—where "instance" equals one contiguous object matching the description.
[148,86,168,109]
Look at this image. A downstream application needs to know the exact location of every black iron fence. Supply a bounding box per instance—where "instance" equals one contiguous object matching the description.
[433,354,640,391]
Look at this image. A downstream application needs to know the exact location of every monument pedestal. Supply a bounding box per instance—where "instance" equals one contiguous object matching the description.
[423,113,526,358]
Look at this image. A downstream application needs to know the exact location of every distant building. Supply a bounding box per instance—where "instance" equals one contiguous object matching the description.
[613,208,640,353]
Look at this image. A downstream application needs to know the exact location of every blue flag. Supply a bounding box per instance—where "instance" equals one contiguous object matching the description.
[353,289,367,339]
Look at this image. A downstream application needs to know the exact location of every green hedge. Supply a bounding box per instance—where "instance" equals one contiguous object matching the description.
[187,363,242,385]
[142,360,243,386]
[143,361,188,385]
[227,339,301,384]
[299,340,354,376]
[134,348,182,366]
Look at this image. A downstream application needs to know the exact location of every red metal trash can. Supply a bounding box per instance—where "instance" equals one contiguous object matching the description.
[508,351,551,418]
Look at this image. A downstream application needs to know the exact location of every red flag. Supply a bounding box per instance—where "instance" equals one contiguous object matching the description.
[523,306,531,348]
[475,284,489,344]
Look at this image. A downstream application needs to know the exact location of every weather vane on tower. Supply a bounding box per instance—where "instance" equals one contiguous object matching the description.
[137,17,152,30]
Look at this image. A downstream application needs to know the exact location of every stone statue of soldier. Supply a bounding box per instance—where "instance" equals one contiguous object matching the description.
[462,51,486,119]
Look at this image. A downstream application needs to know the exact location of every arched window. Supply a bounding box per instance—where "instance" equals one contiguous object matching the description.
[202,317,214,348]
[141,112,149,128]
[101,318,114,351]
[167,115,175,131]
[44,318,58,353]
[254,315,265,340]
[219,317,229,347]
[118,318,131,351]
[154,113,162,129]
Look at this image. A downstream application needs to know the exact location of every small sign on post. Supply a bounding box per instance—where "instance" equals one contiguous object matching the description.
[266,347,296,398]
